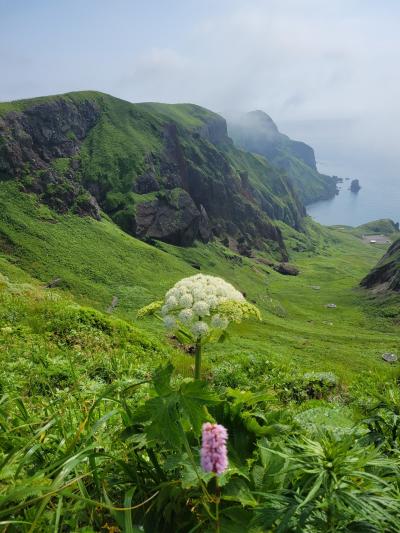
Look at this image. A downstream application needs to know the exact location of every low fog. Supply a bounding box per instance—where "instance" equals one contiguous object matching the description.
[1,0,400,182]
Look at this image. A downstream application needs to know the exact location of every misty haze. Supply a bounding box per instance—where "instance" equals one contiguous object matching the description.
[1,1,400,531]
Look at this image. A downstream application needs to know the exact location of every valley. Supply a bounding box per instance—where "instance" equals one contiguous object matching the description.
[1,180,398,383]
[1,91,400,532]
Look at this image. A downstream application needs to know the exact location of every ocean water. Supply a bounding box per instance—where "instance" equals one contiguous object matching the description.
[279,118,400,228]
[307,174,400,227]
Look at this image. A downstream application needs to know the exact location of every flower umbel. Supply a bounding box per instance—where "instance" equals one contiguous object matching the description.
[136,274,261,379]
[200,422,228,475]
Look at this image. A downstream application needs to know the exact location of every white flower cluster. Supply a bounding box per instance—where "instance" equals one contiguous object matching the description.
[161,274,244,339]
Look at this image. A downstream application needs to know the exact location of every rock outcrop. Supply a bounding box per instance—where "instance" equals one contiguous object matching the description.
[0,97,101,218]
[360,237,400,292]
[135,188,209,246]
[350,179,361,193]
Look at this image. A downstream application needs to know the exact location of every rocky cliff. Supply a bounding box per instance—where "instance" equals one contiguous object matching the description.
[0,97,101,218]
[227,110,338,205]
[0,92,306,259]
[361,237,400,292]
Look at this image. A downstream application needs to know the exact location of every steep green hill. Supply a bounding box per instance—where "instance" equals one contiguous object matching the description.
[227,110,338,204]
[354,218,400,237]
[361,236,400,292]
[0,91,307,260]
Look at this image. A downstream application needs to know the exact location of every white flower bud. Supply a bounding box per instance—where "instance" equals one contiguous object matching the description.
[191,321,209,338]
[178,308,194,325]
[193,300,210,317]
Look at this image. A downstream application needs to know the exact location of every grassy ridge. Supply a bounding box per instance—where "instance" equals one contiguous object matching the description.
[1,91,305,250]
[0,183,192,314]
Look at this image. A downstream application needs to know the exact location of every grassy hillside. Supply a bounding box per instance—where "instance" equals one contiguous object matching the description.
[2,254,400,531]
[1,183,400,530]
[0,91,306,257]
[0,182,398,383]
[0,183,192,313]
[1,201,400,530]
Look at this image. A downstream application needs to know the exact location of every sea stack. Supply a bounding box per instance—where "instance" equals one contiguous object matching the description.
[350,179,361,192]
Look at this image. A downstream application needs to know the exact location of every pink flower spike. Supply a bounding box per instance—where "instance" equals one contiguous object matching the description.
[200,422,228,475]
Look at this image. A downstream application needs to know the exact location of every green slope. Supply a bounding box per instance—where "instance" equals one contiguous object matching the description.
[0,91,305,257]
[0,182,398,382]
[0,183,192,314]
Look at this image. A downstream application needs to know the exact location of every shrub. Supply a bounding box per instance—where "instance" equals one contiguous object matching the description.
[277,371,339,403]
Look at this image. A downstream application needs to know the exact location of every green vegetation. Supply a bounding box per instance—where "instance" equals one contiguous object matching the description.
[0,90,106,117]
[354,218,400,237]
[273,145,337,205]
[1,93,400,531]
[0,183,191,313]
[0,268,400,531]
[0,90,305,255]
[1,183,398,382]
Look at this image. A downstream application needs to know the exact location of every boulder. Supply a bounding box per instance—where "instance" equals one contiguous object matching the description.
[382,353,398,363]
[134,172,160,194]
[135,188,204,246]
[274,262,300,276]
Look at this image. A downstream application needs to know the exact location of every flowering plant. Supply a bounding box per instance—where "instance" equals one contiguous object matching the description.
[138,274,261,378]
[201,422,228,475]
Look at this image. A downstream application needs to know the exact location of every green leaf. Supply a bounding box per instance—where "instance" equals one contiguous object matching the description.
[145,396,182,447]
[223,478,257,507]
[152,363,174,396]
[179,380,220,433]
[179,379,221,404]
[123,486,137,533]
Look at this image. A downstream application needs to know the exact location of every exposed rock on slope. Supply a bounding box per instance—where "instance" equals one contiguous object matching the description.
[0,97,101,218]
[361,237,400,292]
[0,92,306,258]
[227,110,338,205]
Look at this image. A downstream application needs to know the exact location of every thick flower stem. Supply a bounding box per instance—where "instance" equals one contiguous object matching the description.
[215,478,221,533]
[194,340,202,380]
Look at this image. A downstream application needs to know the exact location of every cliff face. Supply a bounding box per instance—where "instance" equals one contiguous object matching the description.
[0,97,101,217]
[227,110,338,205]
[361,238,400,292]
[0,92,306,258]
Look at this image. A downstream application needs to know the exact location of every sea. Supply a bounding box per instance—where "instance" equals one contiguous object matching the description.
[307,173,400,227]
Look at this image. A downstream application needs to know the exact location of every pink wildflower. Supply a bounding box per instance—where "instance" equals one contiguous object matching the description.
[200,422,228,475]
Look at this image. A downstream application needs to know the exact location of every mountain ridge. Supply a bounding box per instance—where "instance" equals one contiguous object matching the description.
[227,110,338,204]
[0,91,308,260]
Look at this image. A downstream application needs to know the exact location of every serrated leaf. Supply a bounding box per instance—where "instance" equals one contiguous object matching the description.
[145,396,183,448]
[179,380,221,433]
[152,363,174,396]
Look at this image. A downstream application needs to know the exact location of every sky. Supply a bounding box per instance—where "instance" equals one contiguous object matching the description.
[1,0,400,181]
